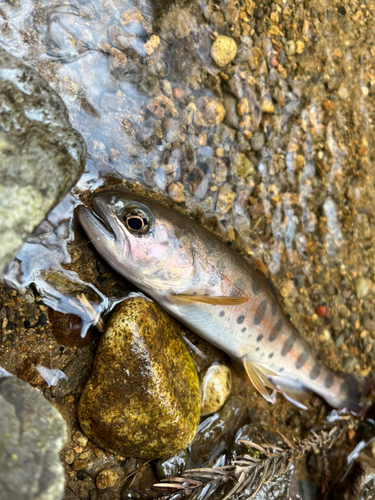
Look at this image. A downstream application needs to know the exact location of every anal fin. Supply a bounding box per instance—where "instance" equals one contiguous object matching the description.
[275,381,311,410]
[243,360,278,404]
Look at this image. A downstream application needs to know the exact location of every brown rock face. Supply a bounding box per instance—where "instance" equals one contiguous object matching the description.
[78,297,200,459]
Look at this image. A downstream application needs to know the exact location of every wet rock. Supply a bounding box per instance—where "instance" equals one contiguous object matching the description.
[223,93,240,129]
[211,36,237,67]
[216,184,235,214]
[189,395,245,467]
[251,132,265,151]
[231,153,254,181]
[78,297,200,460]
[355,277,369,299]
[96,469,120,489]
[0,47,86,272]
[337,84,350,100]
[157,449,188,479]
[168,182,185,203]
[201,364,232,416]
[332,451,375,500]
[0,377,67,500]
[194,96,226,128]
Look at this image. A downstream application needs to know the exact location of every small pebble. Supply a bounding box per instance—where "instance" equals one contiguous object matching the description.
[316,305,326,318]
[95,448,104,459]
[144,35,160,55]
[173,87,183,99]
[355,277,369,299]
[64,449,75,465]
[237,98,249,116]
[72,460,88,471]
[337,84,349,101]
[201,364,232,416]
[216,184,235,214]
[261,100,274,113]
[285,40,296,56]
[251,132,265,151]
[168,182,185,203]
[296,40,305,54]
[96,469,119,489]
[73,431,88,447]
[194,97,226,128]
[211,36,237,67]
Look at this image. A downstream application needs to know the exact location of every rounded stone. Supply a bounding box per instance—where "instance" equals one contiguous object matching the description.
[194,97,226,128]
[96,469,119,489]
[211,36,238,67]
[72,459,88,471]
[355,277,369,299]
[78,297,200,460]
[0,377,67,500]
[201,364,232,416]
[251,132,265,151]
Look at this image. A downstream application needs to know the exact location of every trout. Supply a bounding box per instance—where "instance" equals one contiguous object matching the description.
[78,189,367,412]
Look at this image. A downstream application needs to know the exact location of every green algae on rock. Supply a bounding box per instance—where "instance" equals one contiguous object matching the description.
[78,296,200,459]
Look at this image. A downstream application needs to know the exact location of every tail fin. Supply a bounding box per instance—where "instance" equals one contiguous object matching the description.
[339,373,373,416]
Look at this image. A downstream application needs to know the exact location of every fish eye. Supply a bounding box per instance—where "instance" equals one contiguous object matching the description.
[122,204,152,236]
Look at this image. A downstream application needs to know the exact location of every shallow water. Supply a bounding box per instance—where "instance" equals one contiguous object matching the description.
[1,0,375,372]
[1,0,375,497]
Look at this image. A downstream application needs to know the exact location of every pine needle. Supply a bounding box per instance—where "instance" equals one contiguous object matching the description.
[151,417,358,500]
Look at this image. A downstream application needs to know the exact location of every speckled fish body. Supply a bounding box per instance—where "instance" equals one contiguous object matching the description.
[78,189,363,412]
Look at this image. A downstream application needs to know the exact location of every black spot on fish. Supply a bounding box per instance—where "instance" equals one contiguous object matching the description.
[257,334,263,342]
[234,278,246,293]
[251,276,261,296]
[241,327,246,332]
[281,331,297,356]
[295,347,309,369]
[219,311,225,317]
[309,363,321,380]
[279,367,284,372]
[324,372,334,389]
[256,347,260,351]
[237,315,245,324]
[269,319,283,341]
[254,300,267,325]
[269,352,274,358]
[271,302,277,316]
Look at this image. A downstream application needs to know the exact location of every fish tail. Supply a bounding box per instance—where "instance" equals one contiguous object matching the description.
[335,373,372,416]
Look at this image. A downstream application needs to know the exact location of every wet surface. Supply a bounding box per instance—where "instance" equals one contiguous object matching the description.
[1,0,375,498]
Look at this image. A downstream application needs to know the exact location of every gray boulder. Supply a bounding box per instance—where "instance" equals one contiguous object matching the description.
[0,377,67,500]
[0,47,86,272]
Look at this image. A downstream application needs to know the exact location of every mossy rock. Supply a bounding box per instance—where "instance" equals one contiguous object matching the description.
[78,297,200,459]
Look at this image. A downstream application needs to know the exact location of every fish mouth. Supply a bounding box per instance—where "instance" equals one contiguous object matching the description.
[77,196,119,259]
[91,193,117,237]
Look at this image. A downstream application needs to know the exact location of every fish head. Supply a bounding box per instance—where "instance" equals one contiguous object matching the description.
[77,189,195,290]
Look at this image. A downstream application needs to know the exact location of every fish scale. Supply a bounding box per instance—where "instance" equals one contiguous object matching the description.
[77,189,366,413]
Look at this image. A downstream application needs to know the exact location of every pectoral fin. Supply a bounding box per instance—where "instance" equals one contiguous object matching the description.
[243,360,278,404]
[171,294,249,305]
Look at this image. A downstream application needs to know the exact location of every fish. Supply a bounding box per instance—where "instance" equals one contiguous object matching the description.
[77,189,368,413]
